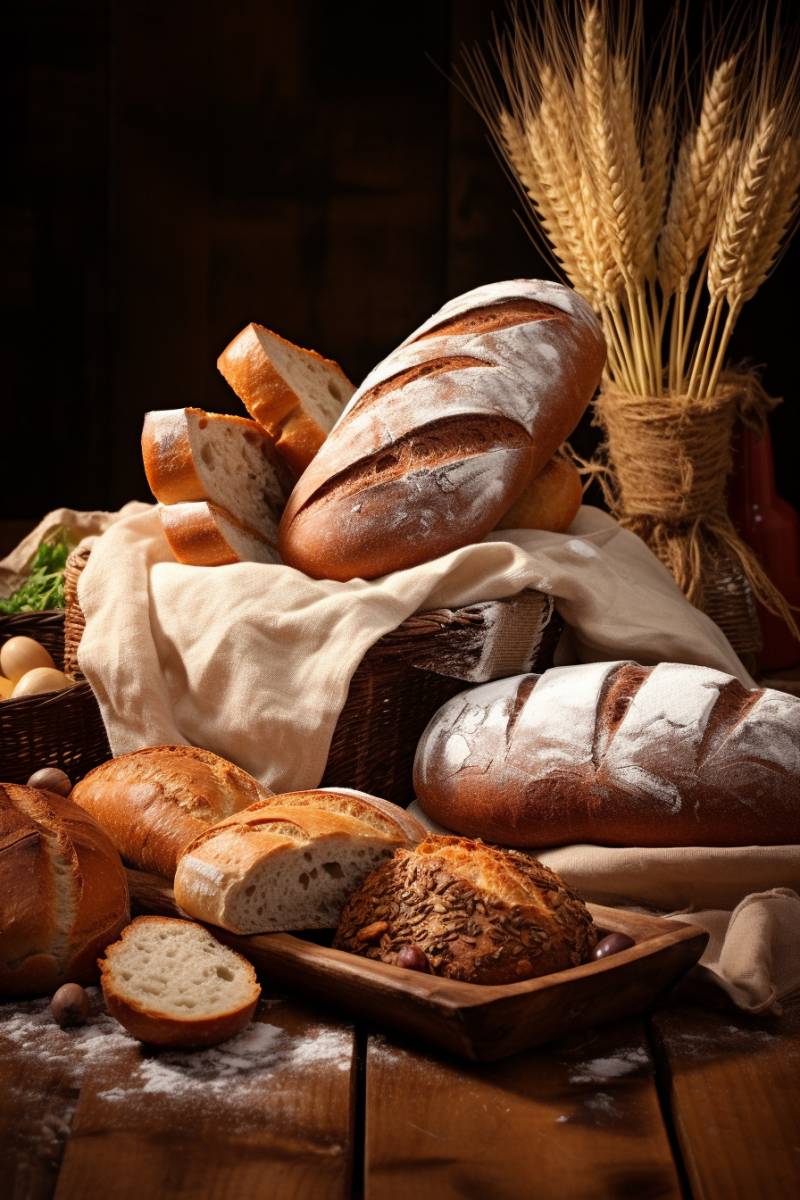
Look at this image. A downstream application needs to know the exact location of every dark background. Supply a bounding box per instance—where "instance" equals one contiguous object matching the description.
[3,0,799,525]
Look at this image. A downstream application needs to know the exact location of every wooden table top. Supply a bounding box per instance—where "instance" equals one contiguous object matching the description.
[2,983,798,1200]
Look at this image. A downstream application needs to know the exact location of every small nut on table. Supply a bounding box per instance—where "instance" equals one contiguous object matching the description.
[27,767,72,797]
[50,983,90,1028]
[355,921,389,945]
[396,945,430,973]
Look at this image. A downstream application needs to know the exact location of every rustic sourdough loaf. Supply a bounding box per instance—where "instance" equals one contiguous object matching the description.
[0,784,129,997]
[159,501,281,566]
[413,662,800,847]
[217,323,355,474]
[278,279,605,580]
[100,916,260,1047]
[333,835,597,984]
[173,789,424,934]
[71,746,273,880]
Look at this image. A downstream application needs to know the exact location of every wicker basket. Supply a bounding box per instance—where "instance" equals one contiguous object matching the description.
[2,548,560,803]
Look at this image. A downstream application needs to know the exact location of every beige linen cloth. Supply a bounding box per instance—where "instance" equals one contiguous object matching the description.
[5,503,797,1011]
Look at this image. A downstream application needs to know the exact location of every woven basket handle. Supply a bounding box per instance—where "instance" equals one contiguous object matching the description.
[406,590,557,683]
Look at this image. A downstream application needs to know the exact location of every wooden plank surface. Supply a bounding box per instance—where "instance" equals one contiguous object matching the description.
[364,1018,682,1199]
[651,995,800,1200]
[0,987,356,1200]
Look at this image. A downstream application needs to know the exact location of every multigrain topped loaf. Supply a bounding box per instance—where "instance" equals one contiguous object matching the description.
[279,280,606,580]
[413,661,800,847]
[333,836,597,985]
[0,784,129,996]
[71,746,273,879]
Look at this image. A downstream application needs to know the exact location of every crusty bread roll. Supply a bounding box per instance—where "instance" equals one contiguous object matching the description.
[494,455,583,534]
[413,662,800,848]
[0,784,129,997]
[159,501,281,566]
[217,323,354,474]
[173,789,425,934]
[71,746,273,880]
[100,916,260,1047]
[278,280,605,581]
[333,835,597,984]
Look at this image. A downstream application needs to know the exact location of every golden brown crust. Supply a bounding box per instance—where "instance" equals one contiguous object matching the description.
[100,917,260,1047]
[0,785,129,997]
[333,835,596,984]
[241,789,427,844]
[495,455,583,533]
[159,501,279,566]
[217,323,353,475]
[71,745,272,880]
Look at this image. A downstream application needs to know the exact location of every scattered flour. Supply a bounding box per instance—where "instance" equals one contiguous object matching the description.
[568,1046,650,1085]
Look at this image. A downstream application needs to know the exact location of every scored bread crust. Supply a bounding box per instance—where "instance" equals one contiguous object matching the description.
[159,501,281,566]
[333,835,597,985]
[278,280,605,581]
[248,788,427,844]
[71,745,273,880]
[0,784,129,997]
[173,800,415,933]
[217,323,355,475]
[100,916,260,1047]
[413,662,800,847]
[494,454,583,533]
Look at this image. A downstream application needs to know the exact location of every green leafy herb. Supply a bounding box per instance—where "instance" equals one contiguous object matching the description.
[0,531,75,614]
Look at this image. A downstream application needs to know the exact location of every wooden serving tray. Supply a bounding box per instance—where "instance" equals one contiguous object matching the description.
[128,869,708,1062]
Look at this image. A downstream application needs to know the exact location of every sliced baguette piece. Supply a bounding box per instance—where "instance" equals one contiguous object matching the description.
[173,804,411,934]
[142,406,291,528]
[246,787,427,844]
[217,324,354,474]
[160,501,280,566]
[71,745,273,880]
[100,916,260,1047]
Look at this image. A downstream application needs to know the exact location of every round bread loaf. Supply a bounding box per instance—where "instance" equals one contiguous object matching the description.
[413,661,800,847]
[71,745,273,880]
[333,835,597,984]
[0,784,129,997]
[279,280,605,580]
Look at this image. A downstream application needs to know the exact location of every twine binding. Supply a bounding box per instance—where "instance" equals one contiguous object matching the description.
[583,371,799,646]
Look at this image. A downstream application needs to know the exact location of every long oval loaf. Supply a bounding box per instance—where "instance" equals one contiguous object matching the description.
[279,280,606,580]
[413,661,800,848]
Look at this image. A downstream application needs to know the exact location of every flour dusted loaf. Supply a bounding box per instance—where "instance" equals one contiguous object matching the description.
[0,784,129,997]
[217,323,355,474]
[333,835,597,984]
[413,662,800,848]
[173,789,426,934]
[71,746,273,880]
[100,916,260,1047]
[278,280,605,580]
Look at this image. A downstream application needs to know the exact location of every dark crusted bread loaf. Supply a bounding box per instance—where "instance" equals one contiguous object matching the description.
[413,661,800,848]
[279,280,606,580]
[333,835,597,984]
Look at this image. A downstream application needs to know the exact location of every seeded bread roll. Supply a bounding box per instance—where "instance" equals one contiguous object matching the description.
[71,746,273,880]
[0,784,129,997]
[413,662,800,848]
[279,279,605,581]
[333,836,597,985]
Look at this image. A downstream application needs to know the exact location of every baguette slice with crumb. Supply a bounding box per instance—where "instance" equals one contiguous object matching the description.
[100,916,260,1047]
[217,324,354,474]
[160,501,280,566]
[174,804,411,934]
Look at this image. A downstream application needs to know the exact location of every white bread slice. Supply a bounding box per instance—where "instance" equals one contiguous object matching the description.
[173,804,408,934]
[159,501,280,566]
[142,407,290,531]
[217,324,354,474]
[100,916,260,1047]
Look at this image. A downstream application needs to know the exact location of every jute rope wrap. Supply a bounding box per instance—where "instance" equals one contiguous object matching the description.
[587,372,800,644]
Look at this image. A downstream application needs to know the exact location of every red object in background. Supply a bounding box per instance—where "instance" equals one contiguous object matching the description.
[729,423,800,671]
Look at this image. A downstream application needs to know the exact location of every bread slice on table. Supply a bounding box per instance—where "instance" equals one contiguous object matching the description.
[173,792,421,934]
[100,916,260,1047]
[217,323,354,474]
[71,745,273,881]
[159,501,280,566]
